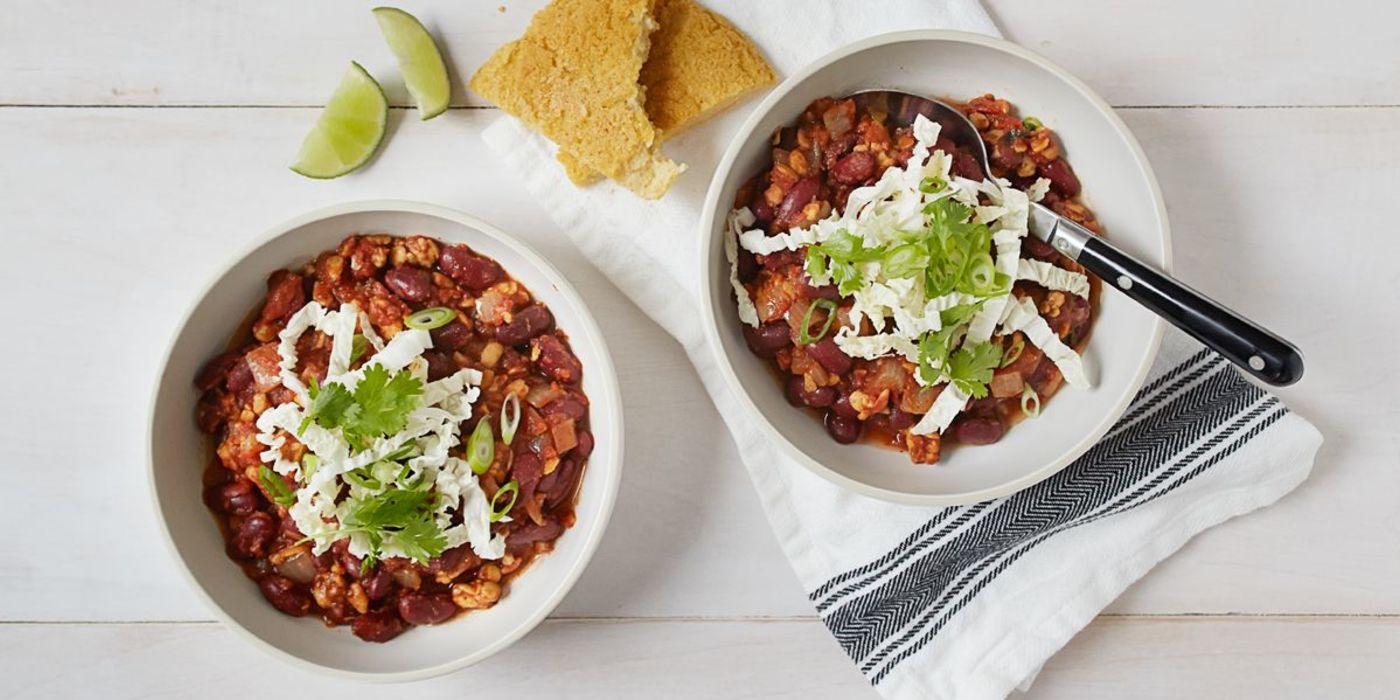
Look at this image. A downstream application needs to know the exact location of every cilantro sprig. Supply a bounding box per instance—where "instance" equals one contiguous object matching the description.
[313,488,448,569]
[298,365,424,452]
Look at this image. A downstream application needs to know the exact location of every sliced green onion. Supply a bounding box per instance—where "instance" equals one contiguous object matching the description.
[967,254,996,291]
[405,306,455,330]
[882,244,927,279]
[919,175,947,194]
[258,465,296,507]
[798,298,838,345]
[382,443,417,463]
[350,334,369,365]
[490,480,520,522]
[1022,116,1043,131]
[1020,385,1041,418]
[501,393,522,445]
[466,418,494,475]
[1000,335,1025,368]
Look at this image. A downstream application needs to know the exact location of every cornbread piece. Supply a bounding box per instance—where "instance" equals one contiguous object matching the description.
[557,0,776,185]
[470,0,684,199]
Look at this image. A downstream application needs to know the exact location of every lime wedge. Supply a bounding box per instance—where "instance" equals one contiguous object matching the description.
[373,7,451,120]
[290,62,389,179]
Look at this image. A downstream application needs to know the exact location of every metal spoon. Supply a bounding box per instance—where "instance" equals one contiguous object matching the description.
[848,90,1304,387]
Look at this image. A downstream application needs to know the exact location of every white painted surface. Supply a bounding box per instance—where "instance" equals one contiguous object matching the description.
[1,0,1397,696]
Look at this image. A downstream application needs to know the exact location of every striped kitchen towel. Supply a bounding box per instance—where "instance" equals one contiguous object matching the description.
[479,2,1323,698]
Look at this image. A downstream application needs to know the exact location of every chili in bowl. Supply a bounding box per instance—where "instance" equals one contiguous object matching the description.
[699,31,1169,505]
[149,201,622,679]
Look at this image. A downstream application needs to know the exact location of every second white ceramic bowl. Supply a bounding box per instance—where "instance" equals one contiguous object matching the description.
[148,201,623,680]
[699,31,1168,505]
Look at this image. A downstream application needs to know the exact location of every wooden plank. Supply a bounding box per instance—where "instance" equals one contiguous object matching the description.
[2,0,1398,107]
[0,104,1396,622]
[3,617,1398,698]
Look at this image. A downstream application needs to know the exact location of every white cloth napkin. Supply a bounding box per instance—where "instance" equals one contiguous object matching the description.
[480,2,1324,698]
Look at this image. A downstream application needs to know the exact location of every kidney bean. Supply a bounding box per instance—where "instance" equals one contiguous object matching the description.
[506,520,564,547]
[422,350,455,382]
[774,178,820,229]
[352,608,405,643]
[543,396,587,421]
[1040,158,1081,197]
[195,394,228,434]
[831,393,860,420]
[889,408,917,432]
[361,566,394,601]
[427,544,480,580]
[737,247,759,283]
[824,411,863,444]
[543,458,580,508]
[383,266,433,303]
[195,352,239,391]
[208,480,261,516]
[955,417,1005,445]
[224,361,253,398]
[785,375,834,408]
[573,431,594,460]
[743,322,791,357]
[439,246,503,291]
[750,195,775,227]
[799,275,840,301]
[806,338,853,375]
[1022,235,1060,262]
[259,271,306,323]
[512,450,544,494]
[534,335,582,383]
[760,248,804,271]
[231,512,277,559]
[495,305,554,346]
[397,593,457,626]
[258,575,312,617]
[952,151,985,181]
[831,151,876,184]
[430,321,472,351]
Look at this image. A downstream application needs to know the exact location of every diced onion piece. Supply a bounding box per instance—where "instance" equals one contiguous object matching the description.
[501,393,522,445]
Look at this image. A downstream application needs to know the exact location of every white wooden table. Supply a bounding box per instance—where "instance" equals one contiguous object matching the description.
[3,1,1398,697]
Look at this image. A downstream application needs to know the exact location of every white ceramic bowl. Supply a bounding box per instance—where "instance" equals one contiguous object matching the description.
[148,201,623,680]
[699,31,1169,506]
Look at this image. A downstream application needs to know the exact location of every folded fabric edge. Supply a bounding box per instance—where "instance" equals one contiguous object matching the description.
[885,415,1324,700]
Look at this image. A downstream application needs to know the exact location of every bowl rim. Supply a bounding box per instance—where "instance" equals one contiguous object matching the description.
[697,29,1170,506]
[145,199,625,681]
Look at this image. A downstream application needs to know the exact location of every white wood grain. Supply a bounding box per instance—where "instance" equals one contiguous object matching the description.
[3,617,1398,698]
[2,0,1399,107]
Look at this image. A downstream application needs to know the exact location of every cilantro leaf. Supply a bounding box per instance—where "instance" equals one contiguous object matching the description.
[299,366,423,453]
[915,304,985,385]
[329,489,448,566]
[945,342,1004,399]
[257,466,296,508]
[299,377,356,435]
[350,365,423,445]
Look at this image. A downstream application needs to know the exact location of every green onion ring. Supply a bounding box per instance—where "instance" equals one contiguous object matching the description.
[501,393,522,446]
[1020,385,1041,418]
[466,418,495,475]
[349,334,368,364]
[798,298,838,345]
[405,306,456,330]
[490,480,520,522]
[1022,116,1043,131]
[919,176,947,194]
[1000,336,1025,368]
[344,469,382,491]
[968,255,996,291]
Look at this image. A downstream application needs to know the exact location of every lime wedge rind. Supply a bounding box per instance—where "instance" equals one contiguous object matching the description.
[289,61,389,179]
[373,6,452,120]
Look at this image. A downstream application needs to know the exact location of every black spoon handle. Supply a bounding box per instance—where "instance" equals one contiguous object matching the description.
[1035,208,1304,386]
